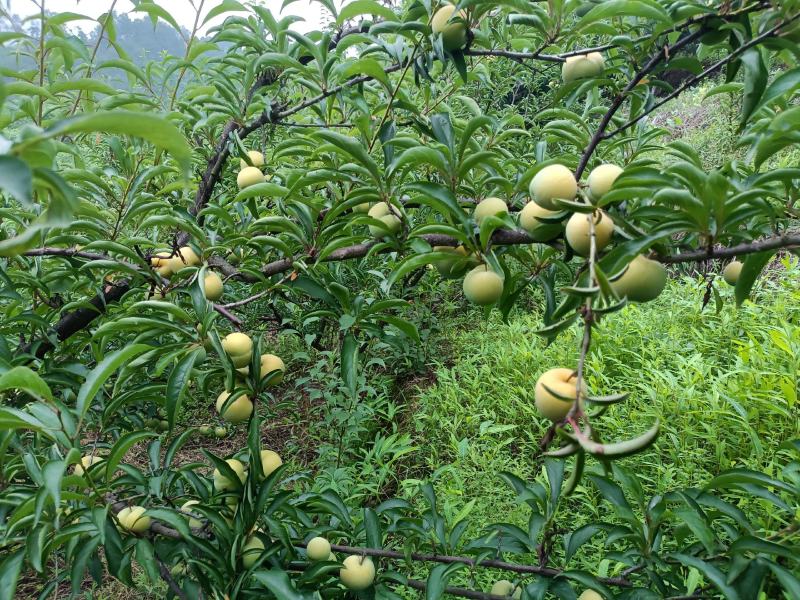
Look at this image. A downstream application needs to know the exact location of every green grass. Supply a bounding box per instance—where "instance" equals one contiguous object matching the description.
[407,258,800,556]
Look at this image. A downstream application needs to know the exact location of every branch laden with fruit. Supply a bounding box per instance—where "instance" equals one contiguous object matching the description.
[1,1,799,599]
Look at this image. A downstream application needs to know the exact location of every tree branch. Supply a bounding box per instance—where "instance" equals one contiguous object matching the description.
[156,556,189,600]
[602,13,800,140]
[19,280,132,358]
[575,27,706,179]
[653,233,800,263]
[467,2,770,66]
[187,25,371,225]
[316,542,633,587]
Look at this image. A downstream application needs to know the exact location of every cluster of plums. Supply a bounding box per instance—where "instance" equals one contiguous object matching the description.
[430,2,608,91]
[236,150,268,190]
[427,162,671,308]
[215,332,285,423]
[150,245,225,301]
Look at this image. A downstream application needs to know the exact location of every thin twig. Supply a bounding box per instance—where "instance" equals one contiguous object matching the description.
[212,303,243,328]
[156,556,189,600]
[575,27,706,179]
[67,0,119,117]
[602,14,800,139]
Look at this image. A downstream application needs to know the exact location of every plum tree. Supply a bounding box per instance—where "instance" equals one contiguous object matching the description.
[216,391,254,423]
[534,368,587,421]
[306,537,332,561]
[565,211,615,256]
[462,265,504,305]
[430,4,468,50]
[3,1,799,598]
[339,555,376,590]
[529,164,578,209]
[610,255,668,302]
[723,260,743,285]
[473,197,509,224]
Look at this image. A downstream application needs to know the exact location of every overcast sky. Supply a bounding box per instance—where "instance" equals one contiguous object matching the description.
[6,0,339,34]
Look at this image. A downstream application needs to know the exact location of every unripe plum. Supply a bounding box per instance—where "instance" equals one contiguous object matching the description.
[431,4,468,50]
[530,164,578,210]
[534,368,587,421]
[462,265,504,305]
[565,211,614,256]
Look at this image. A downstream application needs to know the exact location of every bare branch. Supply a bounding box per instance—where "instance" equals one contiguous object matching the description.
[653,233,800,263]
[294,541,633,587]
[212,303,243,328]
[156,556,189,600]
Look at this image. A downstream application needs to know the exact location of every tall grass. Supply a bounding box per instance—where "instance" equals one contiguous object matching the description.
[408,258,800,549]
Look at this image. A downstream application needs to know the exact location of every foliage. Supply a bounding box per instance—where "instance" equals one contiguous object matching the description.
[1,0,799,599]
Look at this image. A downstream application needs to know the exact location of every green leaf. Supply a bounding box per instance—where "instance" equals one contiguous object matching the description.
[577,0,670,29]
[734,251,774,306]
[132,1,182,32]
[20,112,192,176]
[0,366,54,402]
[0,156,33,207]
[234,182,289,202]
[202,0,247,26]
[105,431,158,481]
[0,407,49,433]
[729,536,799,561]
[739,48,768,127]
[703,82,744,101]
[364,507,382,549]
[315,130,381,183]
[341,333,358,397]
[577,421,660,458]
[705,468,796,495]
[425,563,466,600]
[341,58,391,90]
[766,561,800,598]
[753,67,800,114]
[42,460,64,511]
[337,0,396,25]
[76,344,151,421]
[671,554,741,599]
[135,539,159,584]
[165,349,201,430]
[673,493,717,553]
[0,550,24,600]
[252,569,306,599]
[565,524,607,562]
